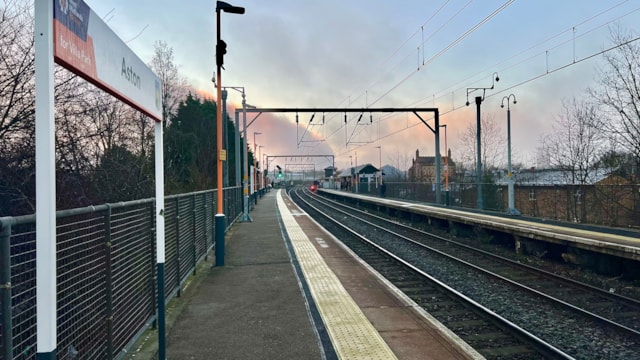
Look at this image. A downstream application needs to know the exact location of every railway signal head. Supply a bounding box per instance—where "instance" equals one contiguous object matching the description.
[216,40,227,68]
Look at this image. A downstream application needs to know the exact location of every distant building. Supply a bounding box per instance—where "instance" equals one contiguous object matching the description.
[338,163,380,190]
[408,149,455,183]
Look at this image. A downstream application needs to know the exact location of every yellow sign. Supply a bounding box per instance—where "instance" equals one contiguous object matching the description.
[219,149,227,161]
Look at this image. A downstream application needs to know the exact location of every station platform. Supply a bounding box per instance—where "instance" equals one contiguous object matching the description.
[317,188,640,263]
[131,189,480,359]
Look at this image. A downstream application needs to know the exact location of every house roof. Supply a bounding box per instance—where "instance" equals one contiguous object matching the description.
[496,168,616,185]
[414,156,455,166]
[337,163,380,178]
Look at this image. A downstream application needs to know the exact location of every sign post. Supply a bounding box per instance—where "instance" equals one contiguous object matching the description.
[35,0,165,358]
[34,1,57,358]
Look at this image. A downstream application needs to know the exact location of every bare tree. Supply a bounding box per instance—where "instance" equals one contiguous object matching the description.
[385,147,411,180]
[589,26,640,176]
[0,0,35,144]
[0,0,36,215]
[538,97,605,184]
[458,113,506,176]
[149,41,188,126]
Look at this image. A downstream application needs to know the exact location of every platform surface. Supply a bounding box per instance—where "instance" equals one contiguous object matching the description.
[136,189,480,359]
[163,190,323,359]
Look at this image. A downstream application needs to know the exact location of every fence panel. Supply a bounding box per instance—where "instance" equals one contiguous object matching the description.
[361,182,638,228]
[5,219,36,359]
[57,209,109,359]
[0,186,242,360]
[109,202,156,359]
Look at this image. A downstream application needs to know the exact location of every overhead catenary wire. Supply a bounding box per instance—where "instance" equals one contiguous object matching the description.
[333,33,640,159]
[307,1,639,160]
[406,0,636,109]
[339,0,457,109]
[368,0,514,108]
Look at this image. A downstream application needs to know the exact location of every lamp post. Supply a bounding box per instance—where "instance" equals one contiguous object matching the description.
[376,146,381,188]
[466,72,499,211]
[220,86,251,220]
[440,125,450,205]
[242,103,257,220]
[242,100,256,221]
[258,145,264,194]
[253,132,261,201]
[220,86,244,189]
[221,89,229,187]
[215,1,244,268]
[263,153,268,189]
[501,94,520,216]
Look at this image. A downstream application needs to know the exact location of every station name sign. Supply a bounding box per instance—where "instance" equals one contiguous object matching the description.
[53,0,162,121]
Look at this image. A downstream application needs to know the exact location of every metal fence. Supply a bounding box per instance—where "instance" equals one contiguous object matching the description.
[0,186,243,360]
[355,182,640,228]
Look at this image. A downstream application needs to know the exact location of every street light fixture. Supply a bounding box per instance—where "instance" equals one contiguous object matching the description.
[215,0,244,268]
[466,72,499,210]
[501,94,520,216]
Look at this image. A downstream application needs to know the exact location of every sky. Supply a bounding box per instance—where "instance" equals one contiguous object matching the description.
[85,0,640,173]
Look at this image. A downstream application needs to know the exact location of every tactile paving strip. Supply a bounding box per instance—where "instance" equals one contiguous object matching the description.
[277,191,397,360]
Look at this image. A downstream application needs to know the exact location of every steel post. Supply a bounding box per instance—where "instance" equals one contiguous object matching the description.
[507,107,520,215]
[475,96,484,210]
[215,214,226,266]
[1,221,13,360]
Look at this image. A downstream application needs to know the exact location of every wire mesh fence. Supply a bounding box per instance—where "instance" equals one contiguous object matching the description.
[354,181,640,228]
[0,186,242,360]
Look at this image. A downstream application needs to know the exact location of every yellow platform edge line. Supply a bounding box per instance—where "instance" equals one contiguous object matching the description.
[277,190,397,360]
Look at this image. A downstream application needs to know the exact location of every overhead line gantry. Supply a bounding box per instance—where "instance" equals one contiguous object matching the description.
[238,107,445,204]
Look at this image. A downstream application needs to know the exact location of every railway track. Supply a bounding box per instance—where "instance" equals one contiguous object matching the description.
[290,187,640,359]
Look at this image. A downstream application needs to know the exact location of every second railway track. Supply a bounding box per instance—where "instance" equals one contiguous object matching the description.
[290,186,640,359]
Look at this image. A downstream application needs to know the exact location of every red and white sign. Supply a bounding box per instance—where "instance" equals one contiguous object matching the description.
[53,0,162,121]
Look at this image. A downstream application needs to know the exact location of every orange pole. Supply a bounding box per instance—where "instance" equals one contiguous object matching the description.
[216,11,223,214]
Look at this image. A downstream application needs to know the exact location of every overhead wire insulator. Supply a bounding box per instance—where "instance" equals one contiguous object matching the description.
[370,113,373,123]
[296,113,299,123]
[357,113,363,123]
[309,113,315,123]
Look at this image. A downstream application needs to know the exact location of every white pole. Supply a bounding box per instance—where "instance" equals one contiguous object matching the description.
[154,121,166,359]
[35,0,57,357]
[155,122,165,263]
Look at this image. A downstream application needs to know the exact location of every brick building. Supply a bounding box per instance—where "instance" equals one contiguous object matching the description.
[408,149,455,183]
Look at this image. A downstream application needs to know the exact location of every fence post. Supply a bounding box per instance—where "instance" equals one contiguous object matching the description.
[192,194,197,275]
[1,220,13,360]
[214,190,218,250]
[149,203,157,329]
[104,205,114,358]
[175,197,181,297]
[204,192,210,261]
